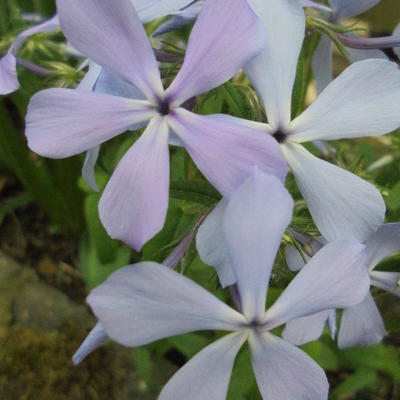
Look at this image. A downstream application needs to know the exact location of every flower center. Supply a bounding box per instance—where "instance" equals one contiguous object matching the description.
[157,99,170,116]
[248,320,261,328]
[246,319,266,332]
[272,129,287,144]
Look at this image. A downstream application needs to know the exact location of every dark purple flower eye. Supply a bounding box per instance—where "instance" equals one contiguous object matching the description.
[157,98,170,116]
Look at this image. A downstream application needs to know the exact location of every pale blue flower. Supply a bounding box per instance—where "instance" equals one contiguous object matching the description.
[75,170,370,399]
[284,224,400,348]
[25,0,287,251]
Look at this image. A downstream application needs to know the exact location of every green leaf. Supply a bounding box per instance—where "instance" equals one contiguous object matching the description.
[142,197,201,264]
[170,180,221,206]
[141,199,184,262]
[78,230,131,289]
[291,43,305,118]
[221,82,255,120]
[167,333,209,358]
[0,1,11,34]
[302,340,339,372]
[385,315,400,331]
[198,90,224,115]
[84,192,119,264]
[134,347,153,387]
[170,146,187,181]
[228,346,258,400]
[0,98,83,233]
[332,367,377,398]
[338,344,400,382]
[386,180,400,212]
[0,191,32,225]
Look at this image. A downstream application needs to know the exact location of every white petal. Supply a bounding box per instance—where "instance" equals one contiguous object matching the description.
[77,64,104,192]
[285,244,308,272]
[196,199,236,288]
[312,34,333,94]
[159,331,247,400]
[99,117,169,251]
[327,309,338,340]
[94,68,145,100]
[56,0,163,100]
[283,310,332,346]
[77,63,148,193]
[249,330,329,400]
[338,292,385,349]
[133,0,194,23]
[289,60,400,142]
[285,235,327,272]
[169,109,288,197]
[72,322,108,365]
[264,240,369,329]
[245,0,305,129]
[82,146,100,191]
[223,169,293,322]
[329,0,380,18]
[152,15,194,37]
[0,54,19,95]
[166,0,266,104]
[370,271,400,297]
[87,262,245,347]
[300,0,331,11]
[76,62,102,91]
[94,68,149,131]
[394,23,400,59]
[26,89,154,158]
[152,1,203,36]
[365,223,400,271]
[282,143,385,242]
[205,113,273,132]
[345,47,387,64]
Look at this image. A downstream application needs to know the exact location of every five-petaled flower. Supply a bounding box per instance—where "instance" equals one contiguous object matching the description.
[78,170,370,400]
[4,0,400,396]
[25,0,287,251]
[203,0,400,248]
[284,223,400,349]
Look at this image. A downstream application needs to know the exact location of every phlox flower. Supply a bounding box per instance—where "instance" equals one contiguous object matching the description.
[25,0,287,251]
[284,224,400,349]
[209,0,400,249]
[245,0,400,245]
[196,0,400,289]
[0,0,197,95]
[75,170,370,399]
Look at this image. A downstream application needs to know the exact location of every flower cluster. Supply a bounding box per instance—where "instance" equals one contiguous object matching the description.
[2,0,400,398]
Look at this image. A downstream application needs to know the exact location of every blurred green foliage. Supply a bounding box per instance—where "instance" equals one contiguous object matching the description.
[0,0,399,399]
